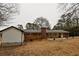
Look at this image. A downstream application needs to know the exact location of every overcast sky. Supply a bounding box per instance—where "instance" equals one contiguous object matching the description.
[7,3,63,29]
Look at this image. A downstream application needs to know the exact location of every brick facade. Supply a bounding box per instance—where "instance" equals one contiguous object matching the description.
[24,27,69,41]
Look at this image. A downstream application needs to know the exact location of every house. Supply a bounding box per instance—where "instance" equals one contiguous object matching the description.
[24,27,69,41]
[0,26,24,46]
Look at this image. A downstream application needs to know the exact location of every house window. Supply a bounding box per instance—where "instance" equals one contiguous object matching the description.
[59,33,61,38]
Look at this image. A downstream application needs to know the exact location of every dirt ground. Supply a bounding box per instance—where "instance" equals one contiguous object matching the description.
[0,37,79,56]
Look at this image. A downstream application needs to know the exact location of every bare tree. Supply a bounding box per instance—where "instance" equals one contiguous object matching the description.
[58,3,79,13]
[58,3,79,27]
[54,3,79,30]
[34,17,51,29]
[0,3,19,26]
[17,24,23,30]
[26,23,40,30]
[53,14,66,30]
[53,3,79,36]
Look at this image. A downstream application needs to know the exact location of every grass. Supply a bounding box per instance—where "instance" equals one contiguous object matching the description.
[0,37,79,56]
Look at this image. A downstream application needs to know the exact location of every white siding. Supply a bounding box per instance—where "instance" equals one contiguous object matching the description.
[2,28,24,43]
[22,32,24,42]
[0,34,2,45]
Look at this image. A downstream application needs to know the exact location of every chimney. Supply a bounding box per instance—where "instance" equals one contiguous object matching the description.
[41,26,47,39]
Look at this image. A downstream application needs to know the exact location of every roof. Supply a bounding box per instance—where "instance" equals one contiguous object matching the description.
[46,30,69,33]
[41,26,49,28]
[24,29,41,33]
[24,29,69,33]
[0,26,24,32]
[0,26,69,33]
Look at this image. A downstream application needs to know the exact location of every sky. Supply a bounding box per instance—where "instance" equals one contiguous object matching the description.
[5,3,63,29]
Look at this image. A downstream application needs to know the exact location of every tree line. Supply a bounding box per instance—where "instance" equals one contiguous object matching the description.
[0,3,51,30]
[53,3,79,36]
[18,17,51,30]
[1,3,79,36]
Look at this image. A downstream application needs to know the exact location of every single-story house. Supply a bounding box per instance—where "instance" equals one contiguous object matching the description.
[24,27,69,41]
[0,26,24,46]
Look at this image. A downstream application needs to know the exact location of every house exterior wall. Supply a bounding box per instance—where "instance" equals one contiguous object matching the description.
[24,32,69,41]
[0,34,2,46]
[41,27,47,39]
[24,33,42,41]
[24,28,69,41]
[2,28,24,46]
[22,32,24,43]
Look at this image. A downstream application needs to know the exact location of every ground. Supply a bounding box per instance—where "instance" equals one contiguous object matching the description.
[0,37,79,56]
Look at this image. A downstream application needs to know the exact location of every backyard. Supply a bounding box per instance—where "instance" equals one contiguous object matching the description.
[0,37,79,56]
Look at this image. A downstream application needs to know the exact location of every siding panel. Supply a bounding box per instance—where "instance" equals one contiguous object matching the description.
[2,28,24,44]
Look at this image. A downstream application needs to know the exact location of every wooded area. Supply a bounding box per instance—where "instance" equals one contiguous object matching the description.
[53,3,79,36]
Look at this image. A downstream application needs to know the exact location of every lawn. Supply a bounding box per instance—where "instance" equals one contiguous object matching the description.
[0,37,79,56]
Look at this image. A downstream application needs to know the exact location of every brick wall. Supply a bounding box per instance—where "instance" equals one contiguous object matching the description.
[41,27,47,39]
[24,33,42,41]
[24,28,69,41]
